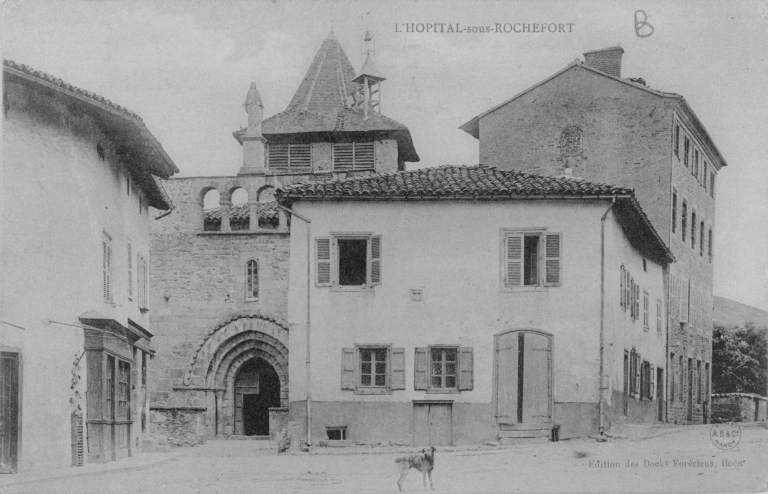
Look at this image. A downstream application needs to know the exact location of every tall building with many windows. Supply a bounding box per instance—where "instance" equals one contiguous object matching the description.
[460,46,725,425]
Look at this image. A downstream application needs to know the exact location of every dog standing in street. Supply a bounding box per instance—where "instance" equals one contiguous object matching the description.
[395,446,436,491]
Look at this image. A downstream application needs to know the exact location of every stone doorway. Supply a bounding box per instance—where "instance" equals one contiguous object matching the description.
[233,358,281,436]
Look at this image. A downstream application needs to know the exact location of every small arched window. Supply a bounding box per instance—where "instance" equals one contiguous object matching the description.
[246,260,259,301]
[559,126,583,156]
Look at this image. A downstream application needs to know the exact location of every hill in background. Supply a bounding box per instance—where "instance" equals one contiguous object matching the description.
[714,296,768,328]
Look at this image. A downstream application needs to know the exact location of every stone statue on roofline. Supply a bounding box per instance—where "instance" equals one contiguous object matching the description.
[243,82,264,137]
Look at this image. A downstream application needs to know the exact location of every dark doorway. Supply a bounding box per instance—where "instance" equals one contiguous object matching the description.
[656,368,664,421]
[686,358,693,422]
[1,352,20,474]
[234,358,280,436]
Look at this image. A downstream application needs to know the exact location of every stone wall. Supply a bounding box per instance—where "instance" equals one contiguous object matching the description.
[150,408,206,447]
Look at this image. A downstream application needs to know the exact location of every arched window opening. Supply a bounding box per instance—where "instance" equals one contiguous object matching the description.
[559,126,583,156]
[246,260,259,301]
[230,187,249,231]
[202,189,221,231]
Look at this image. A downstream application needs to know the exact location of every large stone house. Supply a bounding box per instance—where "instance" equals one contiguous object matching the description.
[1,60,178,472]
[276,165,673,444]
[460,46,726,425]
[148,31,419,444]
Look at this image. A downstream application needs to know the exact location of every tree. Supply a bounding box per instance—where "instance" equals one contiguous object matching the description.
[712,322,768,395]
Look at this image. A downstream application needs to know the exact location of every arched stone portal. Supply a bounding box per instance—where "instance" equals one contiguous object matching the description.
[183,312,289,438]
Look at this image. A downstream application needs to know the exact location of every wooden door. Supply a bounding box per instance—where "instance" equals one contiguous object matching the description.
[234,392,243,435]
[413,403,452,446]
[657,368,664,421]
[495,331,552,424]
[623,352,629,416]
[1,352,19,474]
[686,358,693,422]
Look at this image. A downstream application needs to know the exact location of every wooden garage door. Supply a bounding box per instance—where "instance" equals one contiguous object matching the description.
[495,331,552,424]
[1,352,19,474]
[413,403,452,446]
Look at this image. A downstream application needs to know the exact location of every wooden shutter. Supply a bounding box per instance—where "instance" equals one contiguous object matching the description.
[458,347,474,391]
[390,348,405,390]
[544,233,562,286]
[315,237,332,286]
[414,347,428,390]
[369,235,382,286]
[680,278,689,323]
[630,279,635,319]
[620,265,625,310]
[341,348,356,390]
[625,270,631,314]
[634,283,640,321]
[505,233,523,287]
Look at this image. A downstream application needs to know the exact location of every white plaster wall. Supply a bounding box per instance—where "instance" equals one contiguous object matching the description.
[286,200,647,407]
[1,84,153,471]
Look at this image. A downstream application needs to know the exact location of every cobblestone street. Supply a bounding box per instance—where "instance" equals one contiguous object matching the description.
[3,424,766,494]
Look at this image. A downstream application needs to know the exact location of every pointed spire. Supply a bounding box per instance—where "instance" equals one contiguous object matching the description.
[352,55,386,84]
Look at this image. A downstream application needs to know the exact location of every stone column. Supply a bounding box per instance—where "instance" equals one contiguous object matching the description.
[220,200,232,232]
[278,210,288,233]
[248,200,260,231]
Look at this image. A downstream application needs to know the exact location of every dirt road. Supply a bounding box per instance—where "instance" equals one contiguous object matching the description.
[5,423,767,493]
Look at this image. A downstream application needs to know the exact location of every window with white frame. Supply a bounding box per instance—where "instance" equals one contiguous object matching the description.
[102,233,113,303]
[332,142,374,171]
[501,230,561,289]
[315,234,381,289]
[340,346,405,394]
[267,144,311,170]
[245,260,259,301]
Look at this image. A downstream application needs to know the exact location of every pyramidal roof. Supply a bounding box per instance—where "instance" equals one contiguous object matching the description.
[234,32,419,163]
[353,55,386,83]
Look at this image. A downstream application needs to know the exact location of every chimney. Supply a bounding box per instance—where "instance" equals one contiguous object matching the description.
[583,46,624,78]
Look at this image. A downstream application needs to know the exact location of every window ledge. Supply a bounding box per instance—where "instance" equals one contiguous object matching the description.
[245,298,259,303]
[330,286,375,293]
[354,387,392,395]
[198,230,288,236]
[426,389,460,394]
[500,286,550,293]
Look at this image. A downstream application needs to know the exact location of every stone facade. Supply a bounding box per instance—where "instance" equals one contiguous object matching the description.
[463,47,725,426]
[712,394,768,423]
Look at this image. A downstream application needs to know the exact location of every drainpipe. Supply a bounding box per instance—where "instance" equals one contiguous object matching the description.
[275,203,312,446]
[599,196,617,435]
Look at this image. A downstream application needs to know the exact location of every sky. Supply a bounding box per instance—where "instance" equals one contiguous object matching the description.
[3,0,767,311]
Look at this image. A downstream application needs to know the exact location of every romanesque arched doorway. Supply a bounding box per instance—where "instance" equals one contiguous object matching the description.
[182,312,289,438]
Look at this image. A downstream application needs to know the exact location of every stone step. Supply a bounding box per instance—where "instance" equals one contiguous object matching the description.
[499,423,552,431]
[499,429,551,439]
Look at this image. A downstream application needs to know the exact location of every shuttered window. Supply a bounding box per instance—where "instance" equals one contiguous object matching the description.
[643,291,650,330]
[333,142,375,170]
[127,241,133,301]
[502,230,561,289]
[681,200,687,242]
[102,233,112,303]
[341,346,404,394]
[316,234,382,289]
[267,144,311,170]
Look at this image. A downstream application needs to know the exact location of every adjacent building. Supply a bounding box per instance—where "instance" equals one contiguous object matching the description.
[460,46,726,425]
[147,31,419,445]
[1,60,178,472]
[277,165,673,444]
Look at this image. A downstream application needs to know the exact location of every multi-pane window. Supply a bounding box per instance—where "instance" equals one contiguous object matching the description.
[691,211,697,249]
[502,230,561,288]
[643,291,650,330]
[315,234,382,288]
[430,348,458,389]
[246,260,259,301]
[671,189,677,234]
[681,200,687,242]
[102,233,113,303]
[117,360,130,420]
[656,300,663,334]
[360,348,387,388]
[267,144,311,170]
[683,137,690,168]
[333,142,374,171]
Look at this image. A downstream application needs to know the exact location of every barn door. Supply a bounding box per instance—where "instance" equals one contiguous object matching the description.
[1,352,19,474]
[413,403,452,446]
[495,331,552,424]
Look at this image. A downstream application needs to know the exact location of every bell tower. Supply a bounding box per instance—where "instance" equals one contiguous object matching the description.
[351,31,386,120]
